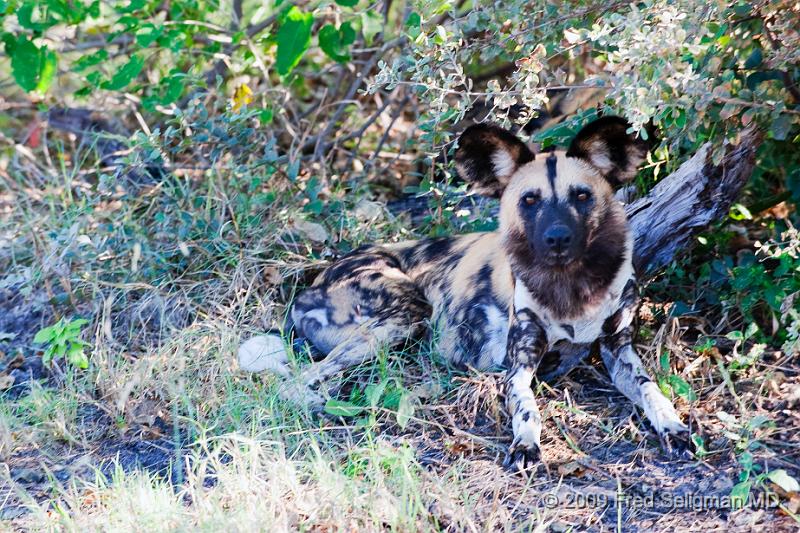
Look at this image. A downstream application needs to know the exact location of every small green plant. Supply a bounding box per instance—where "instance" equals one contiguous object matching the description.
[715,410,800,510]
[657,350,697,403]
[324,376,417,429]
[33,318,90,369]
[726,323,767,372]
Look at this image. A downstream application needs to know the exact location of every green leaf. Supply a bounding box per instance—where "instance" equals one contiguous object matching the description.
[691,433,708,457]
[54,342,67,357]
[396,392,415,429]
[743,47,762,70]
[767,469,800,493]
[381,386,401,410]
[36,47,57,93]
[361,11,383,46]
[532,107,598,145]
[319,22,355,63]
[324,399,364,417]
[726,330,744,342]
[746,70,781,91]
[275,7,313,76]
[85,71,103,88]
[42,347,54,366]
[73,49,108,72]
[65,319,89,332]
[118,0,146,13]
[16,4,37,30]
[771,114,792,141]
[67,344,89,369]
[10,37,57,93]
[161,73,185,104]
[405,12,421,28]
[719,103,738,120]
[135,23,162,47]
[746,414,771,431]
[259,108,274,125]
[668,374,697,402]
[738,450,753,471]
[335,0,359,6]
[659,351,670,372]
[102,54,144,90]
[2,33,16,56]
[729,203,752,221]
[365,380,388,408]
[730,480,752,509]
[405,11,422,38]
[33,325,58,344]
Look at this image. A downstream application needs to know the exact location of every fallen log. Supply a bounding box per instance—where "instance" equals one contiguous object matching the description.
[388,126,762,278]
[625,126,761,276]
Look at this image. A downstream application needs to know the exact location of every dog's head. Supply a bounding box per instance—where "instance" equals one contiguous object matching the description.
[455,116,648,271]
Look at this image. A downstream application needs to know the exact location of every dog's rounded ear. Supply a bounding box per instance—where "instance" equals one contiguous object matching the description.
[566,116,649,187]
[455,123,534,197]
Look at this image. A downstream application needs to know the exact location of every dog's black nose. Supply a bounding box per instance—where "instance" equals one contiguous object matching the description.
[543,225,573,252]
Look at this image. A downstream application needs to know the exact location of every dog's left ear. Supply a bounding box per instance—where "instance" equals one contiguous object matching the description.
[566,116,649,187]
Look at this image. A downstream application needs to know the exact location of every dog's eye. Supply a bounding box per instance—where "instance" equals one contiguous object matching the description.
[522,193,539,206]
[576,191,591,202]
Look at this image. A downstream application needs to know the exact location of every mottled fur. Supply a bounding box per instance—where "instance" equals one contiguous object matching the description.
[252,116,690,470]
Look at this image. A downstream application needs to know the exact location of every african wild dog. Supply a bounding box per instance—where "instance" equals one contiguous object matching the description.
[239,116,690,469]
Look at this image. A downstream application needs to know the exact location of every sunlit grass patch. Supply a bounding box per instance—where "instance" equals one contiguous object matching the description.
[20,431,545,532]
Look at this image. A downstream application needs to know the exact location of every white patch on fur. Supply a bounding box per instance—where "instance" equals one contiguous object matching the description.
[300,308,329,327]
[508,367,541,446]
[478,304,509,368]
[491,148,516,179]
[586,140,614,175]
[237,334,290,376]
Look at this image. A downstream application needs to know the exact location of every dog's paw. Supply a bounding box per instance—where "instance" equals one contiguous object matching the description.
[503,436,541,472]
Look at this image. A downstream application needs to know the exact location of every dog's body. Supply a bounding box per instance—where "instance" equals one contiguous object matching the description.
[242,117,690,469]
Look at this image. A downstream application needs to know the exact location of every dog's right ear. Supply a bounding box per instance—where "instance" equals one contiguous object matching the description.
[455,123,534,197]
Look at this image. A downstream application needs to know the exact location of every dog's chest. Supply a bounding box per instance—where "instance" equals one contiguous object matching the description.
[513,277,631,345]
[544,297,618,344]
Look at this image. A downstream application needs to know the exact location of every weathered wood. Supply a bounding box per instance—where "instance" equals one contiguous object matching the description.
[625,127,761,276]
[388,127,762,277]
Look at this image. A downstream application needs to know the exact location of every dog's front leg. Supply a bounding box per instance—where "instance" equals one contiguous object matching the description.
[503,307,548,470]
[600,297,690,453]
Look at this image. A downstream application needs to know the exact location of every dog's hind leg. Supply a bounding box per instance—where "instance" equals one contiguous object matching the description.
[279,318,412,407]
[281,252,430,408]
